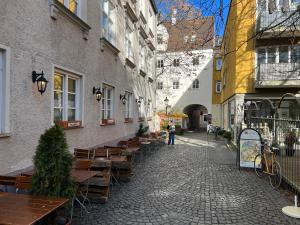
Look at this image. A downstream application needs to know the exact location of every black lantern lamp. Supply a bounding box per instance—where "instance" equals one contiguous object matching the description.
[32,71,48,95]
[164,97,169,106]
[120,94,127,105]
[136,97,142,107]
[93,87,102,102]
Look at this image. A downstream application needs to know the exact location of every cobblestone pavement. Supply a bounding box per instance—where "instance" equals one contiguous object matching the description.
[73,132,300,225]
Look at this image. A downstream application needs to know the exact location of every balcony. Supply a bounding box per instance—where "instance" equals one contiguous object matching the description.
[256,9,300,39]
[255,62,300,88]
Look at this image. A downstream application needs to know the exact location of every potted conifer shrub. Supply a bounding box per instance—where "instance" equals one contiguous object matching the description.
[31,124,76,225]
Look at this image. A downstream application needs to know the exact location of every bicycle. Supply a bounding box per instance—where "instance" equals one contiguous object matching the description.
[254,142,282,188]
[207,124,221,140]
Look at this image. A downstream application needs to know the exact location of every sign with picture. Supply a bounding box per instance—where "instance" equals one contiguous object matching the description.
[238,128,262,168]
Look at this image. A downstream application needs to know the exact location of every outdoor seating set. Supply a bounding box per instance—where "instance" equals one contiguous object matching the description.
[0,132,164,225]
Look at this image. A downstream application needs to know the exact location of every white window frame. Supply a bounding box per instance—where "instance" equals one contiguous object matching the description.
[124,91,132,119]
[173,81,180,89]
[157,59,164,68]
[157,34,163,45]
[101,0,115,44]
[101,84,115,120]
[216,58,222,70]
[53,69,83,122]
[0,45,10,134]
[192,79,199,89]
[256,45,300,64]
[216,81,222,93]
[173,58,180,67]
[125,18,134,61]
[59,0,82,17]
[157,82,163,89]
[139,40,146,71]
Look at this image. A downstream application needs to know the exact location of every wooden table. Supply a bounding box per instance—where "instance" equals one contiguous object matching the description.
[0,192,68,225]
[22,169,99,184]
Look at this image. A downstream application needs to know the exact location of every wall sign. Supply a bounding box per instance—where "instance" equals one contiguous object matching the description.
[238,128,262,169]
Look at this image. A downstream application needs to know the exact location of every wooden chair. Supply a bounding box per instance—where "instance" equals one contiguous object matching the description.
[0,175,16,192]
[94,147,110,159]
[15,176,31,192]
[73,159,92,170]
[74,148,94,159]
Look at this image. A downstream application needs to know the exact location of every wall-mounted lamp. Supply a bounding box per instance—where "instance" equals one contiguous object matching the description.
[93,87,102,102]
[32,71,48,95]
[120,94,127,105]
[136,97,143,107]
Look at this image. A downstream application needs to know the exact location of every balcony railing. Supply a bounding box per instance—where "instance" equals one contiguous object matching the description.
[256,62,300,87]
[257,10,300,37]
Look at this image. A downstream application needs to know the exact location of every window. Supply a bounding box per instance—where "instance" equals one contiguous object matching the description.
[267,47,276,63]
[291,45,300,62]
[257,48,266,64]
[139,40,146,71]
[216,81,222,93]
[101,0,115,44]
[173,58,180,67]
[0,48,8,134]
[192,79,199,89]
[101,84,115,120]
[157,34,163,44]
[191,34,196,42]
[173,81,179,89]
[58,0,79,15]
[184,35,189,43]
[157,59,164,68]
[125,18,134,60]
[157,82,163,89]
[193,57,199,66]
[124,91,132,119]
[216,58,222,70]
[53,71,82,122]
[279,46,289,63]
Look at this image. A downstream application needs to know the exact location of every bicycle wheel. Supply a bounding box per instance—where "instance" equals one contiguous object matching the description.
[254,154,264,177]
[269,161,282,189]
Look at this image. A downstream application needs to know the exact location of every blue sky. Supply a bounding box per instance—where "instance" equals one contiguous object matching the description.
[156,0,231,36]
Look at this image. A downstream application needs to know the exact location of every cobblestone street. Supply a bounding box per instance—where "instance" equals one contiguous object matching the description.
[73,132,300,225]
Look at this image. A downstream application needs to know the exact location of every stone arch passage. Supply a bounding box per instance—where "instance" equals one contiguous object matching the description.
[183,104,209,130]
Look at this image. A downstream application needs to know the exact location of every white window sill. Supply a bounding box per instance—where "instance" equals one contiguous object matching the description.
[0,133,11,139]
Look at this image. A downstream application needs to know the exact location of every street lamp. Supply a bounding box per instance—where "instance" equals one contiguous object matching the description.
[164,97,169,116]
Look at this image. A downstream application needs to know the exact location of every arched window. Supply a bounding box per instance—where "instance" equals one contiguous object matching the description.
[192,79,199,89]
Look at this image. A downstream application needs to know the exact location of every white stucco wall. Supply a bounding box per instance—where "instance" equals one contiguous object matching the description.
[0,0,157,174]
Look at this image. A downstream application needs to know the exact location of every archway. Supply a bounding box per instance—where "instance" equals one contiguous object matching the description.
[183,104,209,130]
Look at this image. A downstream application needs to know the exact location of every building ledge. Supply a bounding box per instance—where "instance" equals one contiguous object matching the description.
[124,2,138,23]
[139,26,148,40]
[0,133,11,139]
[100,37,120,55]
[140,69,147,77]
[148,77,154,83]
[50,0,91,40]
[149,29,154,39]
[147,39,155,51]
[100,119,116,126]
[126,58,136,68]
[255,79,300,88]
[139,11,147,25]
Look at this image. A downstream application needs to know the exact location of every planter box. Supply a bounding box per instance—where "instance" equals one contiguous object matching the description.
[101,119,115,126]
[138,117,145,122]
[56,120,82,129]
[125,118,133,123]
[147,117,152,121]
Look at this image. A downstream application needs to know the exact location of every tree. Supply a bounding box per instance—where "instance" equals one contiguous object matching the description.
[31,124,75,198]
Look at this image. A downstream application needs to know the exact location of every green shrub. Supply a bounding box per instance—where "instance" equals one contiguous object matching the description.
[222,131,232,141]
[218,129,226,136]
[137,123,149,137]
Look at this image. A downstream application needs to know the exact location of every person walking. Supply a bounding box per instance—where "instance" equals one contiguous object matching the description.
[167,121,176,145]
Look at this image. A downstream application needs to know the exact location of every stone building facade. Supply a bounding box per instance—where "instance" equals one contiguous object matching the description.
[0,0,157,174]
[156,16,214,130]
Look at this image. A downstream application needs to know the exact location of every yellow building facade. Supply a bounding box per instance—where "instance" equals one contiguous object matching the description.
[212,0,300,140]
